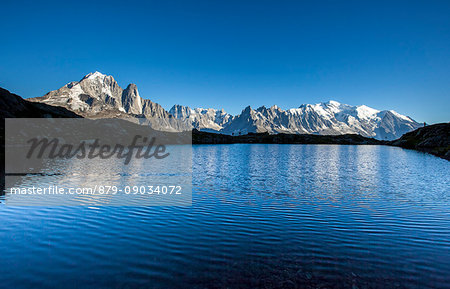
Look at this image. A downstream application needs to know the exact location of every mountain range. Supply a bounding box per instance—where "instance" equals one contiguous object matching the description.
[28,72,423,140]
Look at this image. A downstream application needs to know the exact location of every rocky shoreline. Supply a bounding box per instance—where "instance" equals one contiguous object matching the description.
[388,123,450,161]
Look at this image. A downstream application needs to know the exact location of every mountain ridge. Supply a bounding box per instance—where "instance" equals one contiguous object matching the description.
[28,72,422,140]
[170,100,422,140]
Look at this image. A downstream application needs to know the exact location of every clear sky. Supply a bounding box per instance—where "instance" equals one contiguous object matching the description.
[1,0,449,123]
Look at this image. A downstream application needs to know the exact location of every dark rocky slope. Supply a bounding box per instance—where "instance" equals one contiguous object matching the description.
[1,87,81,119]
[1,87,82,191]
[389,123,450,160]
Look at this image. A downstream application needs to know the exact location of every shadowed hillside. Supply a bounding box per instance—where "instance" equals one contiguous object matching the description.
[192,130,381,145]
[389,123,450,160]
[1,87,82,119]
[1,87,82,191]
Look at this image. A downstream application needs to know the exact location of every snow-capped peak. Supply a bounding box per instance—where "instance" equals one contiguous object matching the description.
[355,105,380,119]
[325,100,341,106]
[82,71,107,80]
[388,110,413,122]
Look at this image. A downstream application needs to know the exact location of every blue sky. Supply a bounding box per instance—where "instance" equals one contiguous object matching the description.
[1,0,449,123]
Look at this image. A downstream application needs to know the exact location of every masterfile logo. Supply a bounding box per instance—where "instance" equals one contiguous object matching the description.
[25,135,170,165]
[4,118,192,206]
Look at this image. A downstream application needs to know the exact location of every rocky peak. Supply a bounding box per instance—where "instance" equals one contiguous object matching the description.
[121,83,142,114]
[169,104,191,118]
[81,71,107,81]
[242,105,253,114]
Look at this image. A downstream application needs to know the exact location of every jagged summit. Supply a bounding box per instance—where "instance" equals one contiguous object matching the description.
[168,104,232,131]
[325,100,341,106]
[171,100,422,139]
[82,71,107,79]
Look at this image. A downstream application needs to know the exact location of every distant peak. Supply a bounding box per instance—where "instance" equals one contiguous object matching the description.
[171,104,187,109]
[299,103,311,108]
[82,71,107,80]
[270,104,281,111]
[324,100,340,106]
[125,83,138,90]
[356,104,380,113]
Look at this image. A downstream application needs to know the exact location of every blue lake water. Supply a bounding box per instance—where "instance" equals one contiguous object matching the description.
[1,144,449,288]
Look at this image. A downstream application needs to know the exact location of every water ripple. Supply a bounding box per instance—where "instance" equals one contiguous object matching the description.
[0,144,449,288]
